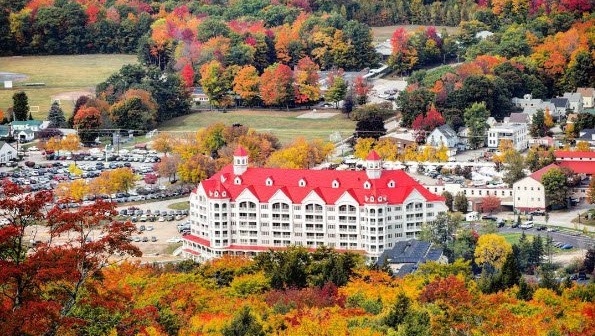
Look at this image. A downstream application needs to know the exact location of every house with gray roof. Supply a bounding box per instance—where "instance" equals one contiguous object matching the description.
[376,240,446,277]
[578,128,595,147]
[505,112,531,124]
[426,124,459,155]
[563,92,584,113]
[549,97,569,120]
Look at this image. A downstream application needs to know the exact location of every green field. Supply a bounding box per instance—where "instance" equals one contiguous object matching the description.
[158,109,356,145]
[371,25,458,43]
[0,54,137,119]
[499,232,534,245]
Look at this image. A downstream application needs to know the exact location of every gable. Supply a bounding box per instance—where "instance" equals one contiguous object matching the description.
[302,189,325,204]
[268,188,292,204]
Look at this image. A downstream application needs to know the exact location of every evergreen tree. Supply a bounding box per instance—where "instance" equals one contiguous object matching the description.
[517,277,534,301]
[501,245,522,288]
[530,109,547,137]
[47,101,66,128]
[539,263,560,294]
[28,112,33,120]
[442,191,453,211]
[221,307,265,336]
[530,235,544,267]
[384,292,411,328]
[454,192,468,213]
[12,91,29,121]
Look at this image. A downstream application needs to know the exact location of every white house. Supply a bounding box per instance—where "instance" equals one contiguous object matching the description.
[563,92,584,114]
[487,123,528,152]
[576,88,594,109]
[426,124,459,152]
[512,164,557,213]
[549,97,570,120]
[10,120,47,142]
[182,148,447,263]
[0,141,17,165]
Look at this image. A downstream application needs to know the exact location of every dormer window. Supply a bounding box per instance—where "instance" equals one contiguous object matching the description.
[214,191,219,197]
[266,177,273,186]
[234,177,242,185]
[364,181,371,189]
[220,175,226,183]
[299,178,307,187]
[332,180,340,188]
[222,191,227,197]
[388,180,395,188]
[370,196,375,202]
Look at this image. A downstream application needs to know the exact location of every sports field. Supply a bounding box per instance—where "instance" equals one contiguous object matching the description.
[0,54,137,119]
[158,109,356,145]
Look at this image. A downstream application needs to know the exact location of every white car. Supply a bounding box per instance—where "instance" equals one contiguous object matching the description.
[28,146,39,151]
[146,225,154,231]
[166,237,183,243]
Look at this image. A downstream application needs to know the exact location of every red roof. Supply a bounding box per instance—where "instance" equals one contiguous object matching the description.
[183,248,201,256]
[184,234,211,247]
[366,150,381,160]
[199,164,444,206]
[558,161,595,175]
[234,146,248,156]
[530,163,559,182]
[555,151,595,159]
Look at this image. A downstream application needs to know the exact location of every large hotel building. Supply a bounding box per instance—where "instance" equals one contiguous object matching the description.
[182,147,447,262]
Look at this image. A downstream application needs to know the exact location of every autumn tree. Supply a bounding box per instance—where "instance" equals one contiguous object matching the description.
[294,56,321,105]
[110,89,158,130]
[180,63,195,88]
[155,154,181,182]
[0,181,140,335]
[151,132,175,155]
[55,179,89,201]
[12,91,29,121]
[481,195,501,214]
[325,70,348,108]
[47,101,66,128]
[353,75,372,105]
[374,138,399,161]
[412,104,446,143]
[475,233,513,270]
[576,141,591,151]
[200,60,233,109]
[177,154,216,184]
[74,106,101,144]
[260,63,294,109]
[353,137,376,159]
[587,178,595,204]
[233,65,261,106]
[266,138,333,169]
[389,28,418,75]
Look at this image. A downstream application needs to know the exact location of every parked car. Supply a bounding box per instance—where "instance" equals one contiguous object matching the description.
[142,236,149,242]
[519,221,533,229]
[166,237,183,243]
[151,236,157,242]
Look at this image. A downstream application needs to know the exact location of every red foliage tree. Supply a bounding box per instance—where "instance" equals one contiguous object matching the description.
[0,181,140,335]
[73,106,101,130]
[260,63,294,108]
[353,75,372,105]
[180,63,195,89]
[481,195,502,214]
[411,105,446,143]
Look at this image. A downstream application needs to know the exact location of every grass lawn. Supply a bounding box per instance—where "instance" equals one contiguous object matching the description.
[0,54,137,119]
[168,201,190,211]
[158,109,356,144]
[499,232,534,245]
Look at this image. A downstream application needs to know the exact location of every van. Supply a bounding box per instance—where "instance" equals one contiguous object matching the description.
[519,221,533,229]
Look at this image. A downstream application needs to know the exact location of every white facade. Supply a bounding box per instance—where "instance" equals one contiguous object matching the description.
[487,123,528,152]
[563,93,584,113]
[576,88,594,108]
[426,125,458,149]
[183,151,447,263]
[0,142,17,165]
[512,176,546,212]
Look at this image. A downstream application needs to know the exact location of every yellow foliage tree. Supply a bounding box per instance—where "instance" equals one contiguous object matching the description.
[152,132,175,155]
[266,137,333,169]
[492,139,515,165]
[544,108,554,128]
[565,123,575,140]
[60,134,81,153]
[44,137,62,153]
[374,138,398,161]
[68,163,83,176]
[402,143,419,162]
[109,167,137,193]
[436,144,449,162]
[353,138,376,159]
[177,154,214,184]
[576,141,591,151]
[55,179,89,201]
[474,233,512,270]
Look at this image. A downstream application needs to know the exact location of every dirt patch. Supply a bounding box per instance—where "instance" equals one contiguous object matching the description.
[551,249,587,264]
[0,72,28,82]
[297,111,339,119]
[371,25,458,43]
[51,90,94,102]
